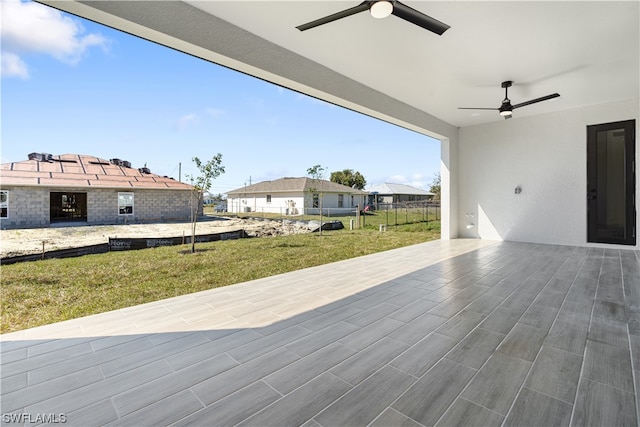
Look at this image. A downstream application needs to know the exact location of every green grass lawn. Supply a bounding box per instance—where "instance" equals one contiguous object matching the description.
[1,221,440,333]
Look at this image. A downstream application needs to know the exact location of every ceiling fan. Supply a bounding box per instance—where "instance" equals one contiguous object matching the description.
[296,1,450,36]
[459,81,560,119]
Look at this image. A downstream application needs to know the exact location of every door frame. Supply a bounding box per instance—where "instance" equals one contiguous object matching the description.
[586,119,636,245]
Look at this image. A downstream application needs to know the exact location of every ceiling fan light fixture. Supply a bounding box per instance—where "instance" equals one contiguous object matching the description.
[370,1,393,18]
[500,109,513,117]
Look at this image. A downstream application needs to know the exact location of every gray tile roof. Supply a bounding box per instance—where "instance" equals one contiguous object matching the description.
[367,183,434,196]
[227,177,368,195]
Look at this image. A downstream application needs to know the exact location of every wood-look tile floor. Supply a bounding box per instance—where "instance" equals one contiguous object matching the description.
[1,239,638,426]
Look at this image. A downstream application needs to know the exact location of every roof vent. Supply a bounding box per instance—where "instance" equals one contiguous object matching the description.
[28,152,53,162]
[110,158,132,168]
[138,167,151,174]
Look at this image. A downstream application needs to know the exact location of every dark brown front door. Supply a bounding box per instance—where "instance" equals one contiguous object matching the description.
[587,120,636,245]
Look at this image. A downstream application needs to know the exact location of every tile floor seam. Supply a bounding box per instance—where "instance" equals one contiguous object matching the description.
[630,326,640,424]
[573,375,639,396]
[165,383,240,427]
[388,249,536,386]
[180,389,209,423]
[6,367,103,413]
[3,344,94,377]
[568,249,604,427]
[328,337,408,390]
[428,248,583,425]
[260,379,285,398]
[620,249,640,423]
[501,247,588,422]
[366,406,427,427]
[236,372,353,427]
[111,387,204,424]
[437,396,505,426]
[458,396,505,417]
[310,364,420,427]
[223,350,242,365]
[109,395,123,420]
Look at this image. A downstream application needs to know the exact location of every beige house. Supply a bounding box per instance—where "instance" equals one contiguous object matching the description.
[226,177,368,215]
[0,153,195,229]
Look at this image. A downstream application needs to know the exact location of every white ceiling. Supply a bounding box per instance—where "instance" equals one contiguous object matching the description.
[186,1,639,127]
[40,1,639,130]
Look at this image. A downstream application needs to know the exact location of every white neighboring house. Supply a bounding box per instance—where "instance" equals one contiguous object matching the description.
[226,177,368,215]
[368,183,435,205]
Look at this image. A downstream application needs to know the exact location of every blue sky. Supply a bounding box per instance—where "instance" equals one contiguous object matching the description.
[1,0,440,194]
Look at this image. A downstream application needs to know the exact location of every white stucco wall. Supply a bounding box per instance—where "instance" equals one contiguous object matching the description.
[441,136,458,240]
[227,192,366,215]
[227,193,305,214]
[457,98,639,248]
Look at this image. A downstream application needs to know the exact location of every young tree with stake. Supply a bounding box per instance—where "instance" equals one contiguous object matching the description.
[307,164,326,236]
[186,154,225,253]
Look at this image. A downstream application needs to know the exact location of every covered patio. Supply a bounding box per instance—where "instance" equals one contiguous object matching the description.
[3,1,639,425]
[1,239,638,426]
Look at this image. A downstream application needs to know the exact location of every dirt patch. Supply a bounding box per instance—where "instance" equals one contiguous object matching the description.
[0,217,313,258]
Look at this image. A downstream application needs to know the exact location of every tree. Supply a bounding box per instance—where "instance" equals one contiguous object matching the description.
[186,154,225,253]
[330,169,366,190]
[307,164,327,236]
[429,172,441,201]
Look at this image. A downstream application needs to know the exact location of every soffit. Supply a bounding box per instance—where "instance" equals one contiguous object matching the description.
[38,1,639,131]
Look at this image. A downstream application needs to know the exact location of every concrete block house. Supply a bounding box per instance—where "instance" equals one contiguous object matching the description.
[0,153,195,229]
[226,177,368,215]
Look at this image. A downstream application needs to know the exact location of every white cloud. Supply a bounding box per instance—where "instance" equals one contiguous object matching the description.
[388,174,408,183]
[1,52,29,79]
[1,0,109,78]
[205,108,225,118]
[176,113,198,129]
[383,174,427,189]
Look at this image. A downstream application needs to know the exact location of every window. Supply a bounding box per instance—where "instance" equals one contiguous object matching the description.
[0,190,8,218]
[118,192,134,215]
[266,194,272,203]
[338,194,344,208]
[50,192,87,222]
[312,194,319,208]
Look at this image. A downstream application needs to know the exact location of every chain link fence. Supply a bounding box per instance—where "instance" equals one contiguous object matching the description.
[212,200,440,229]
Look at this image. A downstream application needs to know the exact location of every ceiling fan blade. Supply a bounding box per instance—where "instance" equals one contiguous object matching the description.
[391,1,451,35]
[296,2,370,31]
[512,93,560,109]
[458,107,499,110]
